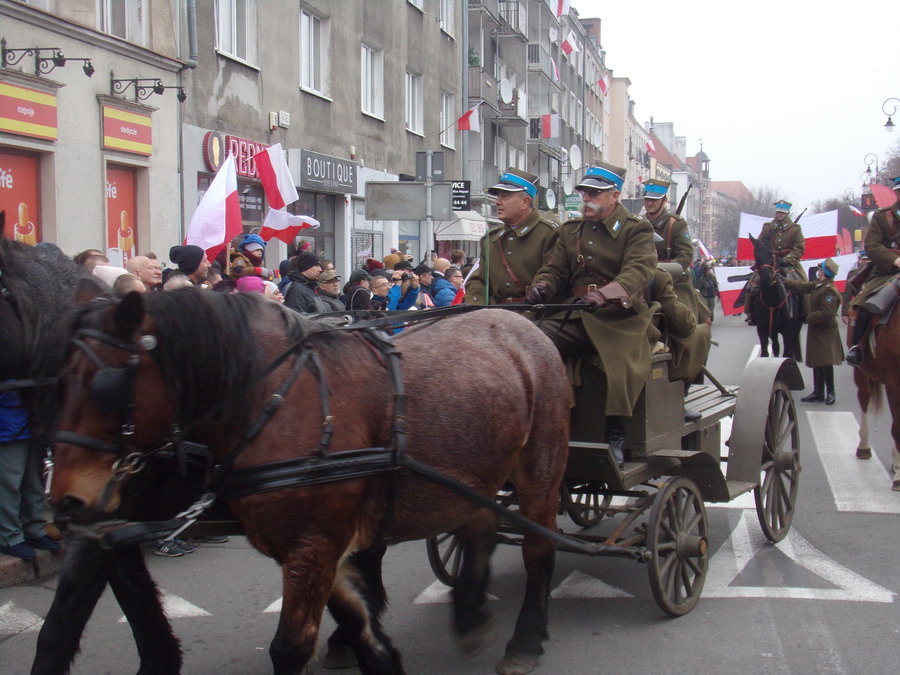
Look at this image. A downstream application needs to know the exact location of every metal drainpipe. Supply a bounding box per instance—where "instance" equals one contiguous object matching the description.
[177,0,199,240]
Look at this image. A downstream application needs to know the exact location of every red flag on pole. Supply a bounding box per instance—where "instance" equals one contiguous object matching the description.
[185,154,242,261]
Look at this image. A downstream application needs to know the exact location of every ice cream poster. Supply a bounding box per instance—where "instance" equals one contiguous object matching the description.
[0,151,41,244]
[106,165,137,266]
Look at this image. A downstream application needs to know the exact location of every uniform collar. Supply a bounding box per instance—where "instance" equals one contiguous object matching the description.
[492,209,541,239]
[648,209,671,229]
[588,203,630,240]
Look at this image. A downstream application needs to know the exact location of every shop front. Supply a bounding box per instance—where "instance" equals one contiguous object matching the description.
[433,210,487,261]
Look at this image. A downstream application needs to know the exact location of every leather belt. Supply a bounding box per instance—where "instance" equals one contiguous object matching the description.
[573,282,607,297]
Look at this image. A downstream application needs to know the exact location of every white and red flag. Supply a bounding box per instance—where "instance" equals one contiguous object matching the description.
[646,139,656,154]
[554,0,571,19]
[848,204,864,217]
[541,113,560,139]
[452,258,480,306]
[185,154,242,261]
[561,31,580,56]
[550,56,560,82]
[259,209,320,244]
[457,103,481,133]
[736,210,838,261]
[598,74,609,95]
[254,143,299,210]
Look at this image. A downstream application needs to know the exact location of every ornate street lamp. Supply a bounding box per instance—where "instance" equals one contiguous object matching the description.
[1,38,94,77]
[110,71,186,102]
[883,98,900,133]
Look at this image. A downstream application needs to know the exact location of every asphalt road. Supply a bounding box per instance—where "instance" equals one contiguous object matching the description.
[1,308,898,675]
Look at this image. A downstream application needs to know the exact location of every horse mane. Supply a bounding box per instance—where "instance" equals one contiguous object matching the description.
[73,290,316,438]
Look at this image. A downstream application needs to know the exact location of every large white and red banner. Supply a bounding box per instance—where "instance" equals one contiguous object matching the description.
[715,252,856,317]
[736,210,838,261]
[186,154,242,260]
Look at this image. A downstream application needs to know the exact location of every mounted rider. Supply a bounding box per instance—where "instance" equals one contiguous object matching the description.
[846,175,900,367]
[465,168,560,305]
[525,162,657,465]
[743,200,806,323]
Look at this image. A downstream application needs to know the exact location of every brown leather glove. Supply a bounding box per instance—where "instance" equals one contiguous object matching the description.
[578,289,608,309]
[597,281,631,308]
[524,282,549,305]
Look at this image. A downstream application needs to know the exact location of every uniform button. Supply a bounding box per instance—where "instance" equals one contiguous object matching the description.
[507,251,512,255]
[508,235,514,240]
[588,241,594,245]
[592,225,597,230]
[505,282,511,286]
[587,256,593,260]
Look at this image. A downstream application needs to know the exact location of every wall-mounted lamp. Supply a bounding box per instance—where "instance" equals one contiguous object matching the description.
[1,38,94,77]
[110,71,186,102]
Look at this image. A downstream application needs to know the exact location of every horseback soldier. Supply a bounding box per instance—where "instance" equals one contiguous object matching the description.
[784,258,843,404]
[642,178,693,271]
[525,162,657,465]
[743,200,806,323]
[846,175,900,367]
[465,168,560,305]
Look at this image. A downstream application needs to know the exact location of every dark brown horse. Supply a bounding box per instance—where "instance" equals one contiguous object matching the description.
[47,289,571,675]
[847,306,900,490]
[748,233,803,360]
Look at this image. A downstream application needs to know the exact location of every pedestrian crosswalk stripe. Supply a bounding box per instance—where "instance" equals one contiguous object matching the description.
[704,510,895,602]
[0,601,43,637]
[117,589,210,622]
[550,570,633,599]
[808,411,900,514]
[413,581,498,605]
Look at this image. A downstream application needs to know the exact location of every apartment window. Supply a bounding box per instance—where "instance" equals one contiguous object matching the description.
[101,0,145,45]
[361,44,384,118]
[439,0,454,35]
[405,71,423,135]
[216,0,257,63]
[301,9,329,95]
[440,92,455,148]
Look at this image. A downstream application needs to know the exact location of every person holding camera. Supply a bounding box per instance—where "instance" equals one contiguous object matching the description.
[388,270,420,310]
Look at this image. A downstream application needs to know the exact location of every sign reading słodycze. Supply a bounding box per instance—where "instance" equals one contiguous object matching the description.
[451,181,471,211]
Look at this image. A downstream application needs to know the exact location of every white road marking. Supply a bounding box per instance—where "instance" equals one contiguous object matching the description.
[704,510,895,602]
[549,570,633,599]
[745,344,761,370]
[118,589,210,622]
[0,601,43,637]
[412,581,497,605]
[264,597,282,613]
[808,411,900,514]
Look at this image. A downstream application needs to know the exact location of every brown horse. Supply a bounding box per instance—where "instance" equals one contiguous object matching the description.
[847,306,900,490]
[47,289,571,675]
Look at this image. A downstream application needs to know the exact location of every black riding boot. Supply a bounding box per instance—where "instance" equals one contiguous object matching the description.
[605,416,626,467]
[824,366,836,405]
[846,309,870,367]
[801,367,824,402]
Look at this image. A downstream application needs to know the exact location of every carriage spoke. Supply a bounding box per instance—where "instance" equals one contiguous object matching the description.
[686,557,704,576]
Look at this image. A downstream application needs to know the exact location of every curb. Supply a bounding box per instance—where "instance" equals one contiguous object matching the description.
[0,546,65,588]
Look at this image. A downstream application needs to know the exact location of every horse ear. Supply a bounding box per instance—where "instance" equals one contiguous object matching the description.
[113,291,145,337]
[73,278,108,306]
[748,233,757,246]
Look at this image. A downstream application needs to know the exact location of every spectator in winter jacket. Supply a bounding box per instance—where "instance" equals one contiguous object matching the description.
[317,271,345,311]
[283,252,326,313]
[343,270,373,310]
[369,275,391,310]
[388,270,420,310]
[433,267,461,306]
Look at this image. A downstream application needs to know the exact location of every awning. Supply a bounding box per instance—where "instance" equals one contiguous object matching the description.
[433,210,487,242]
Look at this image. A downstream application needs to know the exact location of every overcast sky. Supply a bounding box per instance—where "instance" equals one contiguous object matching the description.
[572,0,900,211]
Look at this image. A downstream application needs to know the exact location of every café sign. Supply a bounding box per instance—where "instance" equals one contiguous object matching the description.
[203,131,268,178]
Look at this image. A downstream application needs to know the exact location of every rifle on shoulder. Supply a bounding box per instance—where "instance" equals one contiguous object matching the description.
[675,183,692,216]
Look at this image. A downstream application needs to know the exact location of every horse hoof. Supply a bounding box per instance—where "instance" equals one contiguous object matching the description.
[322,644,357,669]
[856,447,872,460]
[457,620,495,655]
[495,652,540,675]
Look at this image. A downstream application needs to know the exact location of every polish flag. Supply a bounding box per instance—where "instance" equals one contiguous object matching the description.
[457,104,481,133]
[848,204,864,217]
[550,56,560,82]
[696,239,712,260]
[561,31,580,56]
[254,143,299,210]
[259,209,320,244]
[541,113,560,139]
[735,210,838,261]
[598,74,609,95]
[185,154,242,261]
[453,258,480,305]
[715,253,857,316]
[554,0,571,19]
[646,139,656,154]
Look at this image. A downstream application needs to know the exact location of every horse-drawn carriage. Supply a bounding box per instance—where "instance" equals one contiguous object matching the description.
[426,326,804,617]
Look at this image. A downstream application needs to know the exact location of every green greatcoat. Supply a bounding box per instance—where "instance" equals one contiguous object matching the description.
[851,206,900,308]
[759,217,806,278]
[465,209,560,305]
[784,278,843,367]
[532,203,657,417]
[646,268,710,383]
[648,209,693,271]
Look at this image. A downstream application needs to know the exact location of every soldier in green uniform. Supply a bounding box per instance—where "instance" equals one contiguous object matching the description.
[525,162,657,463]
[784,258,843,404]
[846,176,900,366]
[465,168,560,305]
[642,178,693,271]
[743,200,806,322]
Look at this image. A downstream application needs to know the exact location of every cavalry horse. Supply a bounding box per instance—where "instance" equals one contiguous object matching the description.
[847,304,900,490]
[46,288,572,675]
[748,233,803,360]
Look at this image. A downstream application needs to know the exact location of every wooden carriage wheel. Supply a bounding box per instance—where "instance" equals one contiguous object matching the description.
[647,476,709,617]
[426,532,462,587]
[561,482,612,528]
[754,381,800,542]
